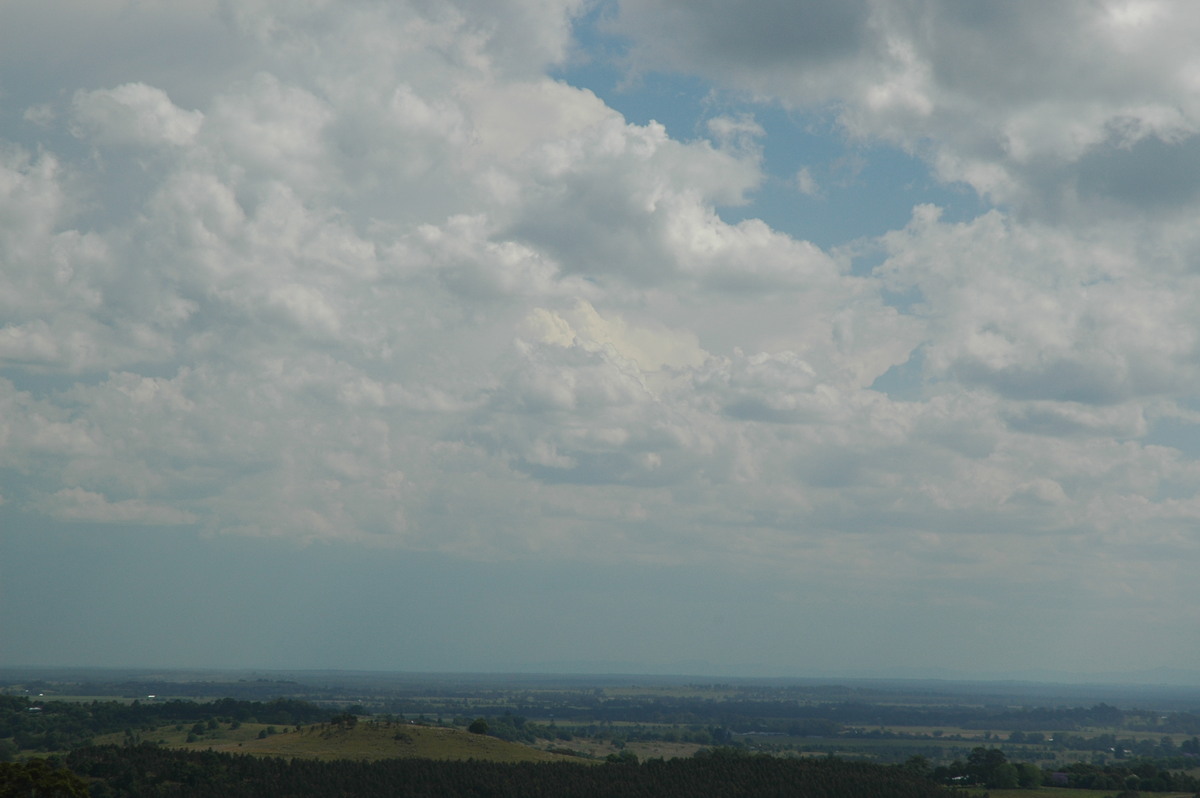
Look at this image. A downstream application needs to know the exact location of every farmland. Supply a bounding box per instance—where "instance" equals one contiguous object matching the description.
[3,668,1200,794]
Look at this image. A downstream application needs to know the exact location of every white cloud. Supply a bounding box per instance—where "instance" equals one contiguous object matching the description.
[43,488,198,526]
[794,166,820,197]
[879,205,1200,404]
[72,83,203,148]
[523,300,707,374]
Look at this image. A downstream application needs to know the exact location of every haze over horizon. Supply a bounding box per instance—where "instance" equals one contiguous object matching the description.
[2,1,1200,681]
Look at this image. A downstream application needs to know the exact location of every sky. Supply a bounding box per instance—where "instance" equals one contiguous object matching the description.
[2,0,1200,682]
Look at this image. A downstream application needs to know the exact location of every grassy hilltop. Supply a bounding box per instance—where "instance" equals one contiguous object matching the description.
[99,718,585,764]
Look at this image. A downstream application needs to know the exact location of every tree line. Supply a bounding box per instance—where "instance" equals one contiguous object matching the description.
[925,746,1200,792]
[51,744,957,798]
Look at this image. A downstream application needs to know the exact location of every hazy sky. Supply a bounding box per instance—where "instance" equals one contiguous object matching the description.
[3,0,1200,680]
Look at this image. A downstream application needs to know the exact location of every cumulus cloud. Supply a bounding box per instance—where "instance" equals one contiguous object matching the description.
[879,205,1200,404]
[72,83,204,148]
[610,0,1200,218]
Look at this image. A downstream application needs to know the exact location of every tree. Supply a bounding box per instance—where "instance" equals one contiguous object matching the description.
[468,718,489,735]
[1016,762,1044,788]
[966,747,1008,786]
[606,749,639,765]
[0,759,88,797]
[991,762,1020,789]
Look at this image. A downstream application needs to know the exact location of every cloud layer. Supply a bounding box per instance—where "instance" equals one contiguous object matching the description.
[3,0,1200,672]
